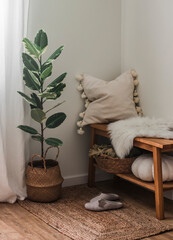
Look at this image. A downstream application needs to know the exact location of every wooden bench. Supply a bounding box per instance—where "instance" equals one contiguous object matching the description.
[88,124,173,220]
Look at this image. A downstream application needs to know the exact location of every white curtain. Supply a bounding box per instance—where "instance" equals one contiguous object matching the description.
[0,0,29,203]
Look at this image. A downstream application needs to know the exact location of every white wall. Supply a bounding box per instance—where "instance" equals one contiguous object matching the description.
[121,0,173,118]
[121,0,173,199]
[27,0,121,184]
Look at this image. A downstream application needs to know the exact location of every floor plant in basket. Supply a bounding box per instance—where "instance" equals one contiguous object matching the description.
[17,29,67,202]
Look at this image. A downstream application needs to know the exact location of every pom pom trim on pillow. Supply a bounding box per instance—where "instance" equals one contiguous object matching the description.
[76,70,143,134]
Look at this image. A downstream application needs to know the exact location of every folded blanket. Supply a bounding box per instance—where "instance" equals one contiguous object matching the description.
[108,117,173,158]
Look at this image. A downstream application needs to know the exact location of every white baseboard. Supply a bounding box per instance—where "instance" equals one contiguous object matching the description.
[63,172,173,200]
[63,172,113,187]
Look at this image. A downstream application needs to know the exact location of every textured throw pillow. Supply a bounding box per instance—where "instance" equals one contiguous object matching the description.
[76,70,143,134]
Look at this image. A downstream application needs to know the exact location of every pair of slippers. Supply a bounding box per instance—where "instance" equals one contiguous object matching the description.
[85,193,123,211]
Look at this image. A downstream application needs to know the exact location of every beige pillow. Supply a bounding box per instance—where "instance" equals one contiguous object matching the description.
[76,70,142,134]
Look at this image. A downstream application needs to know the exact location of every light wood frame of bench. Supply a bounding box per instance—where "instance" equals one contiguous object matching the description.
[88,124,173,220]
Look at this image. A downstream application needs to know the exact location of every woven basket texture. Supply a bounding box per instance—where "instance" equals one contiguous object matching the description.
[26,159,63,203]
[94,155,136,174]
[26,184,62,203]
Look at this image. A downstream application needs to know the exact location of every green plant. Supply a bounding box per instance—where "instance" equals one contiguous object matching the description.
[17,30,67,157]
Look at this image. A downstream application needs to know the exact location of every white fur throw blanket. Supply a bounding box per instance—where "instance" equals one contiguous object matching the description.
[108,117,173,158]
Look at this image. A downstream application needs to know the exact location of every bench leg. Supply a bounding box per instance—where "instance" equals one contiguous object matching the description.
[88,157,95,187]
[153,147,164,220]
[88,128,96,187]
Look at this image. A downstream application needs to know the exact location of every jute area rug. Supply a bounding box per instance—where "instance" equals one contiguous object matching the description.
[18,185,172,240]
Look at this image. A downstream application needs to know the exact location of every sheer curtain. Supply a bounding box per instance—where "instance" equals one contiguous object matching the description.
[0,0,29,203]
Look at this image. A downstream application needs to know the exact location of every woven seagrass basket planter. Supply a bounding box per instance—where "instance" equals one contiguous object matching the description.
[94,155,136,174]
[26,146,63,203]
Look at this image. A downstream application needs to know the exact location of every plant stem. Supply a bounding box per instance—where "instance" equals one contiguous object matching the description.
[41,122,44,157]
[45,100,65,113]
[39,55,44,157]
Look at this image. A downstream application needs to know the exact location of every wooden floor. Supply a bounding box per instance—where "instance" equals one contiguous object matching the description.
[0,179,173,240]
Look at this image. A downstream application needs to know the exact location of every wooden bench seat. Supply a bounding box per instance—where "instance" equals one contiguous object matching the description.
[88,124,173,220]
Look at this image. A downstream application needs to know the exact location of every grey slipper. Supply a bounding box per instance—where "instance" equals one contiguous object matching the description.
[85,199,123,211]
[90,193,119,203]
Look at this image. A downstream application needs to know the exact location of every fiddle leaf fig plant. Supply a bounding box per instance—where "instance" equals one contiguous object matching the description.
[18,29,67,157]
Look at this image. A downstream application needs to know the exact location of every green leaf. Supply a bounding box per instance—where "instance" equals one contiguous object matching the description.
[30,104,37,109]
[48,83,66,92]
[38,92,57,99]
[45,138,63,146]
[31,135,43,142]
[55,83,66,92]
[23,68,40,91]
[46,46,64,63]
[22,53,39,72]
[17,91,37,106]
[33,72,39,79]
[31,108,46,123]
[47,73,67,89]
[31,93,42,109]
[29,69,40,85]
[46,112,66,128]
[46,92,61,100]
[34,29,48,51]
[40,63,52,80]
[23,38,39,58]
[47,92,61,100]
[17,125,38,134]
[40,63,52,81]
[47,83,66,100]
